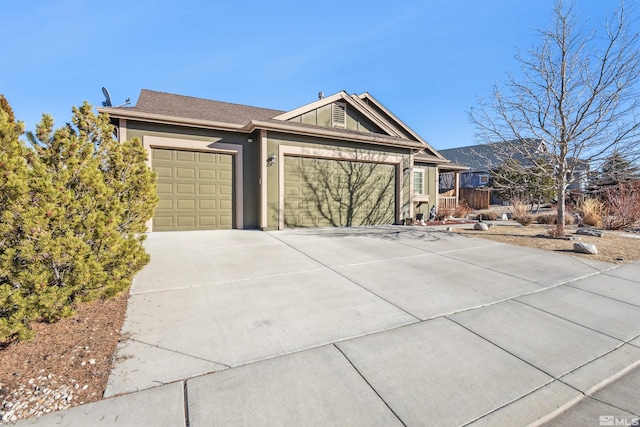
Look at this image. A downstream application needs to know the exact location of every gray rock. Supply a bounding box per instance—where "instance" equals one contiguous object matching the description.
[575,228,604,237]
[474,222,489,231]
[573,242,598,255]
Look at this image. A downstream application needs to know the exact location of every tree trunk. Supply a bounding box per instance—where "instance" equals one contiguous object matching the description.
[556,179,566,236]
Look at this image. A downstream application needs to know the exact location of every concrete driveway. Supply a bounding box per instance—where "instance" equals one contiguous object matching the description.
[18,227,640,426]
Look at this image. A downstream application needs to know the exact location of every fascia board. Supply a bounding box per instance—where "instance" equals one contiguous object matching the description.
[272,92,348,121]
[348,94,404,138]
[358,93,446,160]
[438,163,470,171]
[414,155,452,164]
[97,108,245,132]
[95,106,425,150]
[248,120,426,150]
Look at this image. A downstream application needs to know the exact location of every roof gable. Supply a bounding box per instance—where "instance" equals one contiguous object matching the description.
[273,91,404,138]
[357,93,445,160]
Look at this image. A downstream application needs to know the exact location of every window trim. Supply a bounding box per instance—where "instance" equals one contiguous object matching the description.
[413,168,425,195]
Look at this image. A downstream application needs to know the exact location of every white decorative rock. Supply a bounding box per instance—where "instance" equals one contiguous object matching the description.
[573,242,598,255]
[446,227,453,232]
[474,223,489,231]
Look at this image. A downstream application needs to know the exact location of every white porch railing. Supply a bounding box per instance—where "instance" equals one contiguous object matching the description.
[438,196,457,210]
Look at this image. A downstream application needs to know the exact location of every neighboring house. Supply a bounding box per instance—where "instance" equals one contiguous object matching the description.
[99,89,458,231]
[439,142,589,204]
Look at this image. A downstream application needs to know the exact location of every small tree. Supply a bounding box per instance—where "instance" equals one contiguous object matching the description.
[0,96,34,340]
[472,0,640,235]
[590,150,639,192]
[490,159,555,208]
[0,100,157,342]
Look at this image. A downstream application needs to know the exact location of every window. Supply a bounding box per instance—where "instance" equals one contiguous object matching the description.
[414,169,425,195]
[332,102,346,128]
[479,175,489,184]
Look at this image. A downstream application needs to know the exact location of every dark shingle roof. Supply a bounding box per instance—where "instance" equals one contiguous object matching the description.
[439,141,541,171]
[120,89,285,125]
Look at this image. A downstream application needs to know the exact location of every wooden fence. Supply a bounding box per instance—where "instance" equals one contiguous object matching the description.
[460,188,491,210]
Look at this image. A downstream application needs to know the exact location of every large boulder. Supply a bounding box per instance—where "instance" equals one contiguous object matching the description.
[573,242,598,255]
[474,222,489,231]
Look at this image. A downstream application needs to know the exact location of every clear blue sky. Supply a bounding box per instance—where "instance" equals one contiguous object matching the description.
[0,0,620,150]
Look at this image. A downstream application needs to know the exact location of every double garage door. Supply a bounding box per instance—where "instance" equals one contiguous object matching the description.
[152,148,234,231]
[283,156,397,228]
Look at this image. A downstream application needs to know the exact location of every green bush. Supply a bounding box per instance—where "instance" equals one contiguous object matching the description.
[0,98,158,343]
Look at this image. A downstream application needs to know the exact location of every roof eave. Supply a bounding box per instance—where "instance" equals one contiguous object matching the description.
[97,108,426,150]
[248,120,427,150]
[97,107,246,132]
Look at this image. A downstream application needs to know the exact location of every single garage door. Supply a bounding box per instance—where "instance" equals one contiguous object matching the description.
[152,148,234,231]
[284,156,396,228]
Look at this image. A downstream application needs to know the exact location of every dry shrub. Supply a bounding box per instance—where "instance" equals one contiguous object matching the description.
[453,201,472,218]
[576,198,604,227]
[475,210,500,221]
[546,225,566,238]
[536,211,575,225]
[435,207,454,220]
[602,182,640,230]
[512,199,534,226]
[536,214,556,224]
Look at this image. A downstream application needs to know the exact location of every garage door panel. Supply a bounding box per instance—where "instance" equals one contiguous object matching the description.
[219,155,233,164]
[176,184,196,194]
[154,217,173,228]
[199,216,217,226]
[176,168,195,179]
[199,169,215,179]
[154,166,173,178]
[157,199,173,210]
[156,183,173,195]
[284,156,396,228]
[199,184,216,195]
[153,150,172,161]
[176,200,195,210]
[176,216,196,227]
[176,151,195,162]
[152,148,234,231]
[198,153,216,163]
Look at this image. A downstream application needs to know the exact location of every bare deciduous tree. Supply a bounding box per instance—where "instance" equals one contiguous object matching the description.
[471,0,640,235]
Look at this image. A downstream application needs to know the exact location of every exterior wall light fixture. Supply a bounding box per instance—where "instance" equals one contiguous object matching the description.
[267,153,277,167]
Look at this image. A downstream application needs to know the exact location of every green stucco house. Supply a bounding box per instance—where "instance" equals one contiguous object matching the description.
[99,90,461,231]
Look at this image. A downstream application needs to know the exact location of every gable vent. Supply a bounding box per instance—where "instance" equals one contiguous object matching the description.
[332,102,346,128]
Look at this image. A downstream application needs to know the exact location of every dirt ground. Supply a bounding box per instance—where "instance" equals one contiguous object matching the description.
[1,223,639,422]
[0,292,128,422]
[456,223,640,264]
